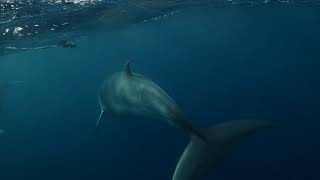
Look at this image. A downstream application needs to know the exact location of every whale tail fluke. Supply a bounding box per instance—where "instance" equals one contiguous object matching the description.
[173,119,275,180]
[203,119,275,143]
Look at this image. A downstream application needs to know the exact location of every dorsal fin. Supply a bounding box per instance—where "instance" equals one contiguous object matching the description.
[124,60,133,76]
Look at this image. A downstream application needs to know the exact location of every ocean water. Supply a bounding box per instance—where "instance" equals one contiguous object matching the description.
[0,3,320,180]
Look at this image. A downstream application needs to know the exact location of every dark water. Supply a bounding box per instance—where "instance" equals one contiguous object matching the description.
[0,5,319,180]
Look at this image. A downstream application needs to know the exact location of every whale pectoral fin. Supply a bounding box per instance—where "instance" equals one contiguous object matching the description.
[123,60,133,76]
[96,110,104,128]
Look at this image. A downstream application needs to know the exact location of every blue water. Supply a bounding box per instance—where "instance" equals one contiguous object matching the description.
[0,5,319,180]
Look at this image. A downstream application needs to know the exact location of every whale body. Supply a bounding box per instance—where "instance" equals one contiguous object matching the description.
[97,62,274,180]
[97,61,206,141]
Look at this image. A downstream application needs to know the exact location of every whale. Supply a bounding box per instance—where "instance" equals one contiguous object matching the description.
[97,62,274,180]
[97,61,206,141]
[172,119,274,180]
